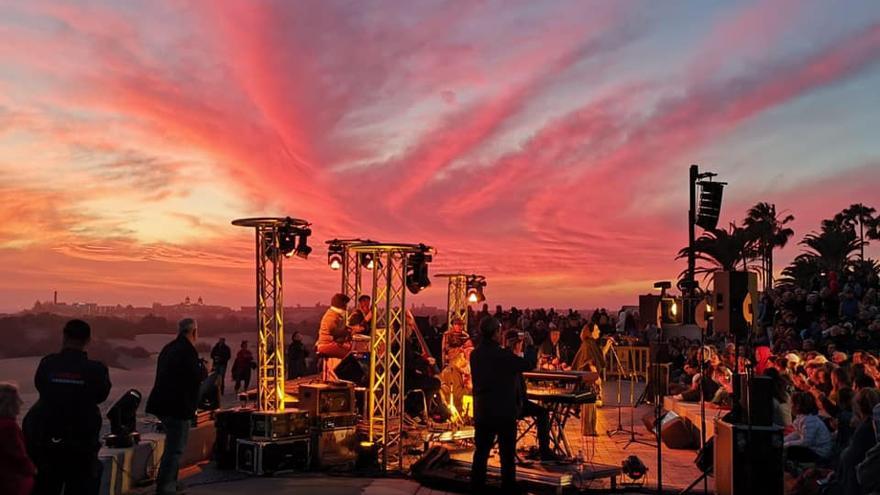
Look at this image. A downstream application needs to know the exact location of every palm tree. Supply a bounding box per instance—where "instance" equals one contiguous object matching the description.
[744,202,795,291]
[777,254,822,291]
[677,223,758,284]
[834,203,876,261]
[800,219,862,275]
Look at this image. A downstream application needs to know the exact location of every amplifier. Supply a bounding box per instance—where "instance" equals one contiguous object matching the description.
[315,412,359,430]
[214,408,254,470]
[312,426,357,469]
[236,437,310,475]
[714,420,783,495]
[251,409,310,440]
[298,382,355,418]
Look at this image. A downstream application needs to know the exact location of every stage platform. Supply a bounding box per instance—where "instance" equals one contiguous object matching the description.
[143,379,712,494]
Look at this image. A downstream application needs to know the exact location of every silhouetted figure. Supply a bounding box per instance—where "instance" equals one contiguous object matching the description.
[286,332,308,380]
[470,317,531,494]
[23,319,111,495]
[146,318,206,495]
[231,341,256,393]
[210,338,231,395]
[0,383,35,495]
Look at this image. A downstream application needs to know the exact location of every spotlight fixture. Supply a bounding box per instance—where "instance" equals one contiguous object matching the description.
[277,220,298,258]
[466,275,487,303]
[361,252,375,269]
[406,247,432,294]
[294,228,312,259]
[621,454,647,482]
[105,389,142,448]
[327,243,344,270]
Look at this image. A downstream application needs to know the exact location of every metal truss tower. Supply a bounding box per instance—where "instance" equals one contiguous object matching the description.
[436,273,469,335]
[348,242,431,472]
[233,217,311,412]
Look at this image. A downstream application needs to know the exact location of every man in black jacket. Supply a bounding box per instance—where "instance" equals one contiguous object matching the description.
[470,317,532,493]
[24,319,111,495]
[209,338,231,394]
[146,318,206,495]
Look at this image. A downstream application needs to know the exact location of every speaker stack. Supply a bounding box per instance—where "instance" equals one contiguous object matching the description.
[713,271,758,339]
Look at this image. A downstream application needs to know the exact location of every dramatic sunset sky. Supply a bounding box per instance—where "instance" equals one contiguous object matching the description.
[1,0,879,312]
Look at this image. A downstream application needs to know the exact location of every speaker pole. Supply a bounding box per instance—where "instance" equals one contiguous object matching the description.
[687,164,698,325]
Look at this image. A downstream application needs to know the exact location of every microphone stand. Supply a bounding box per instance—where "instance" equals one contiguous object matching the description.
[607,342,633,437]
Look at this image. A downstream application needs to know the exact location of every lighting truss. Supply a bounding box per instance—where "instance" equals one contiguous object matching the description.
[233,217,310,412]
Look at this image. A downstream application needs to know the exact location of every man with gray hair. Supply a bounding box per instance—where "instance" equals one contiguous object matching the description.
[146,318,206,495]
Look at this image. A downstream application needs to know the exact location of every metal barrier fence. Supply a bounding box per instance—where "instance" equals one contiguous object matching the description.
[604,345,650,382]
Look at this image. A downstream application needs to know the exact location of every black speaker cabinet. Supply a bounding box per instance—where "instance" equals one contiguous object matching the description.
[334,353,370,386]
[738,374,773,427]
[214,408,254,470]
[714,420,783,495]
[713,271,758,338]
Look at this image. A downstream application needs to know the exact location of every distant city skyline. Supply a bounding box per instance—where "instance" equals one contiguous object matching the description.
[1,1,879,312]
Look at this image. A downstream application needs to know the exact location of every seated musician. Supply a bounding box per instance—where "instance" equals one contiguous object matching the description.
[538,325,571,371]
[347,295,372,335]
[505,330,556,462]
[316,293,352,379]
[404,311,442,420]
[439,348,471,419]
[442,317,474,368]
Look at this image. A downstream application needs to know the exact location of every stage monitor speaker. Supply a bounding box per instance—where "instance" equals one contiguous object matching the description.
[642,410,699,450]
[714,420,783,495]
[713,271,758,338]
[738,374,773,427]
[334,353,369,387]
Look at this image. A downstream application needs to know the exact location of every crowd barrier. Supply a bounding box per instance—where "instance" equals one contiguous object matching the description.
[604,345,650,382]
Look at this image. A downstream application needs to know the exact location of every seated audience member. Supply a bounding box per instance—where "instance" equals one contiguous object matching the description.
[832,388,880,494]
[764,367,792,427]
[856,404,880,495]
[785,391,833,463]
[0,383,35,495]
[835,388,856,453]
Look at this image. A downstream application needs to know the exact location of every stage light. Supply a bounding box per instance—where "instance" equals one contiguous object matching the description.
[105,389,142,448]
[406,248,432,294]
[327,243,344,270]
[671,301,678,317]
[295,228,312,259]
[621,454,647,481]
[467,290,479,303]
[277,222,297,258]
[361,253,374,269]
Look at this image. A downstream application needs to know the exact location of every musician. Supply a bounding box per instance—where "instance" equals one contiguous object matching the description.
[442,317,473,368]
[439,348,471,417]
[538,324,571,370]
[571,324,605,436]
[404,311,441,419]
[316,293,352,380]
[346,295,372,335]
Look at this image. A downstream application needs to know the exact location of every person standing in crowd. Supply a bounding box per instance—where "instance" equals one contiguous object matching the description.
[470,317,532,494]
[23,319,111,495]
[286,331,308,380]
[0,383,35,495]
[231,341,255,394]
[209,337,231,395]
[146,318,207,495]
